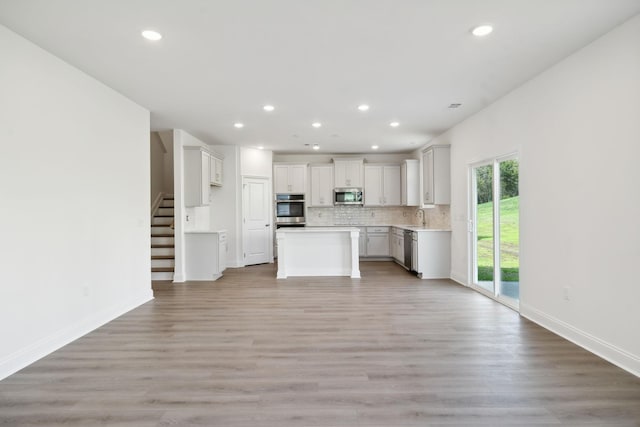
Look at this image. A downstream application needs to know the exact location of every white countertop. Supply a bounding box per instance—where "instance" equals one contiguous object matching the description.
[276,227,359,233]
[306,225,450,232]
[184,229,227,234]
[392,225,451,232]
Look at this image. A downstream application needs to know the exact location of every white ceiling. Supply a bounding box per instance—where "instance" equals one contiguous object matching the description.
[1,1,639,153]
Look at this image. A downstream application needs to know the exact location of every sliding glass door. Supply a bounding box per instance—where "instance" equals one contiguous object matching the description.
[472,163,495,294]
[471,155,519,307]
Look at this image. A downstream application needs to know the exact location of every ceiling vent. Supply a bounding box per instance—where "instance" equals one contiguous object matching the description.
[448,103,462,109]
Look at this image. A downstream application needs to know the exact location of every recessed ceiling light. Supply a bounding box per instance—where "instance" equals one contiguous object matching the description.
[390,122,400,127]
[358,104,370,111]
[263,105,275,112]
[257,145,264,150]
[371,145,379,150]
[472,25,493,37]
[312,122,322,128]
[141,30,162,41]
[312,144,320,150]
[234,122,244,128]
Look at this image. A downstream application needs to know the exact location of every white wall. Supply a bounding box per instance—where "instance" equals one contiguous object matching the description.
[431,15,640,375]
[241,147,273,178]
[0,25,152,379]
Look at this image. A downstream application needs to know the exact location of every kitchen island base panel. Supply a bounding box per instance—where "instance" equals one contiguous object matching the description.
[276,228,360,279]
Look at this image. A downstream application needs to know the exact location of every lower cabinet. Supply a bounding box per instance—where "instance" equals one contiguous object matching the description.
[357,226,391,257]
[390,227,404,262]
[365,226,390,257]
[185,231,226,280]
[355,227,451,278]
[413,231,451,279]
[358,227,366,257]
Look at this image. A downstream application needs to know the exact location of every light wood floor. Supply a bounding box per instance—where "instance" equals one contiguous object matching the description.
[1,262,639,426]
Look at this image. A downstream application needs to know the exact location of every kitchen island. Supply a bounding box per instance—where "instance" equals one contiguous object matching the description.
[276,227,360,279]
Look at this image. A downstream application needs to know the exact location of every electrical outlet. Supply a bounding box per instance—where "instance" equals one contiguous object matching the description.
[83,286,89,297]
[563,286,570,301]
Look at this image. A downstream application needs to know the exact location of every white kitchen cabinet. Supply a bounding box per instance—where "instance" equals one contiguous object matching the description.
[366,226,390,257]
[364,164,401,206]
[401,159,420,206]
[358,227,366,257]
[333,158,364,188]
[309,164,334,207]
[209,154,223,186]
[218,231,227,272]
[274,164,307,194]
[413,230,451,279]
[185,230,226,280]
[422,145,450,205]
[184,146,210,207]
[390,227,404,262]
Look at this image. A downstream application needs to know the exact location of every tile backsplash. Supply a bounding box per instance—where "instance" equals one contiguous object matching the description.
[307,205,450,229]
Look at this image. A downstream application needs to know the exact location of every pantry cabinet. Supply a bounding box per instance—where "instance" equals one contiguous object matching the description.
[364,164,401,206]
[422,145,450,205]
[333,158,364,188]
[274,164,307,194]
[309,164,334,207]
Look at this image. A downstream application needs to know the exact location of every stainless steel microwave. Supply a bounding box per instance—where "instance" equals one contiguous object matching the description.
[334,188,363,205]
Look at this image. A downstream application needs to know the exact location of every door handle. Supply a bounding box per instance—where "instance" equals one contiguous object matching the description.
[265,224,270,227]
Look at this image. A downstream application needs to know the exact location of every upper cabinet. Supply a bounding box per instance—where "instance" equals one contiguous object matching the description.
[334,158,364,188]
[309,164,334,207]
[401,159,420,206]
[364,164,401,206]
[422,145,451,205]
[184,146,210,207]
[274,164,307,194]
[209,154,223,186]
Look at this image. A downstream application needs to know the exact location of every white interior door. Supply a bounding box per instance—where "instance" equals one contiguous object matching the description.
[242,177,271,265]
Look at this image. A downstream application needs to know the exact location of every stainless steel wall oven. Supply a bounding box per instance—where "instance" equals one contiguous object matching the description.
[275,194,305,226]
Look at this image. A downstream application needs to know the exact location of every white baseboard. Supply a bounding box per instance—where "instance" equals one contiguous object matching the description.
[450,270,468,286]
[226,259,243,268]
[520,303,640,378]
[0,291,154,381]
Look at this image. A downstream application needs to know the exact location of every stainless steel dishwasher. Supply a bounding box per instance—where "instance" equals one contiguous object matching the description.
[403,229,413,270]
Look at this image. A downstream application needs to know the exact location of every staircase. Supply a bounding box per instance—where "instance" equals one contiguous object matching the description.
[151,195,175,282]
